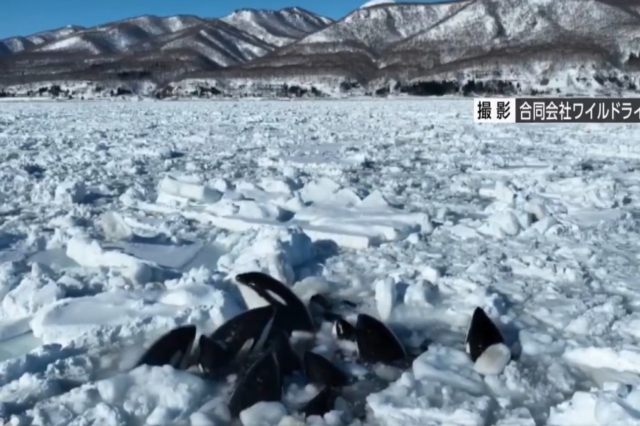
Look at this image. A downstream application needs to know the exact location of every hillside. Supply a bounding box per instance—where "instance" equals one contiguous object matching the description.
[1,0,639,98]
[0,8,333,88]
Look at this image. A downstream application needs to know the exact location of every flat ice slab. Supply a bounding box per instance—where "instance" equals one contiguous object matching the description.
[0,332,42,363]
[138,177,432,249]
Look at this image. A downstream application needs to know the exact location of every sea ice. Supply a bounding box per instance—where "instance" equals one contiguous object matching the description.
[0,98,636,426]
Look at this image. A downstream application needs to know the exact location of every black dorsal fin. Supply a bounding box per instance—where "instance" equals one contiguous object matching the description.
[355,314,406,364]
[136,325,196,369]
[465,307,505,363]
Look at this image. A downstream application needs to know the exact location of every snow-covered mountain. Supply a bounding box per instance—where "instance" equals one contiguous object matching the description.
[0,25,85,56]
[221,7,333,47]
[360,0,396,9]
[1,8,331,58]
[1,0,639,98]
[31,16,204,55]
[208,0,640,97]
[0,7,332,86]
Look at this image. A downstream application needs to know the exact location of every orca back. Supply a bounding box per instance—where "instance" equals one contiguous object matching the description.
[355,314,406,364]
[136,325,197,369]
[228,350,282,418]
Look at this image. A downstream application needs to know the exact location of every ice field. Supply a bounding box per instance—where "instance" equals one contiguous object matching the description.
[1,98,640,425]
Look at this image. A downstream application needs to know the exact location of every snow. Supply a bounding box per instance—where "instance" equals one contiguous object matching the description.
[221,8,332,48]
[375,278,396,321]
[240,401,288,426]
[472,342,512,376]
[0,98,638,426]
[360,0,396,8]
[367,345,493,426]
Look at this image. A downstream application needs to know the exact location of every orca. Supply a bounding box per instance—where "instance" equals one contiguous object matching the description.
[196,305,282,375]
[355,314,406,364]
[322,311,345,322]
[308,294,331,323]
[235,272,316,333]
[303,351,350,388]
[333,318,357,342]
[197,335,234,375]
[309,294,358,319]
[465,307,511,375]
[340,299,358,308]
[136,324,196,369]
[302,387,339,418]
[270,331,302,376]
[209,305,280,356]
[228,350,282,418]
[309,294,332,311]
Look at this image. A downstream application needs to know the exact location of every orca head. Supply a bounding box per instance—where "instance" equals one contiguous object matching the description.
[235,272,290,307]
[308,294,331,324]
[355,314,407,365]
[228,350,282,418]
[302,387,339,418]
[235,271,316,333]
[465,307,511,375]
[303,351,350,388]
[333,318,357,342]
[234,272,273,310]
[136,324,197,369]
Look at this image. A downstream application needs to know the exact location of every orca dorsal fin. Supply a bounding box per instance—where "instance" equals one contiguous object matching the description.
[209,305,277,356]
[355,314,406,364]
[302,387,339,418]
[136,325,197,369]
[465,307,505,362]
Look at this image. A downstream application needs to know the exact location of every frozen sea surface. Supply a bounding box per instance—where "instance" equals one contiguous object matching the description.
[0,98,639,425]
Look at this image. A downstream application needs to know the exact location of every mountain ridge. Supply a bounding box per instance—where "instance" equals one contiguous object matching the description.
[1,0,639,98]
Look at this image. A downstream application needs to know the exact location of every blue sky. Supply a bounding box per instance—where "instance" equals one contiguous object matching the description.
[1,0,441,40]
